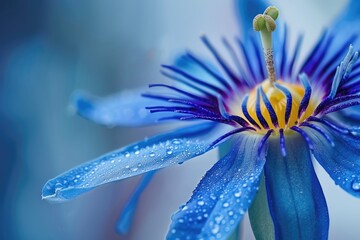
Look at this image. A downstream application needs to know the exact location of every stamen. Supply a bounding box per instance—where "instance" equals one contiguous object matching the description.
[160,70,217,99]
[241,95,261,129]
[185,52,232,90]
[207,127,255,150]
[162,65,226,96]
[329,45,359,99]
[291,126,314,151]
[149,84,209,103]
[298,73,312,118]
[288,34,303,81]
[237,38,258,85]
[300,122,335,147]
[308,116,349,134]
[274,83,292,124]
[280,25,288,78]
[249,35,266,80]
[257,130,273,158]
[201,36,241,86]
[218,97,249,127]
[259,86,279,127]
[256,88,270,129]
[253,6,279,85]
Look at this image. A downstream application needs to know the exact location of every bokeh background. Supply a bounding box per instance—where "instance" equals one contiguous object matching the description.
[1,0,359,239]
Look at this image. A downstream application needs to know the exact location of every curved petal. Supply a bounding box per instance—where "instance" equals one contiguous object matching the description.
[116,170,156,234]
[71,88,173,127]
[264,133,329,240]
[42,122,233,202]
[337,106,360,126]
[334,0,360,26]
[167,132,268,240]
[303,120,360,197]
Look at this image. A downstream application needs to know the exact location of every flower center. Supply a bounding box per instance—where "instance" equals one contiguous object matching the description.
[239,79,317,132]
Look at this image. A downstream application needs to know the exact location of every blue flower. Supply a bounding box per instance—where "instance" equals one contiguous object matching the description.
[42,1,360,239]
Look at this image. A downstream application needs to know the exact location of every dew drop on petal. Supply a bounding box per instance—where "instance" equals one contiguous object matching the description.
[234,191,241,198]
[54,182,62,191]
[197,200,205,206]
[211,224,220,234]
[351,181,360,191]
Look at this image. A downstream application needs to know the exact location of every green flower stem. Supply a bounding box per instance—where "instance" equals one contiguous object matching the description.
[248,173,275,240]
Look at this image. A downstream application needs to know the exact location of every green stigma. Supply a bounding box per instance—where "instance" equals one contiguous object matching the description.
[253,6,279,85]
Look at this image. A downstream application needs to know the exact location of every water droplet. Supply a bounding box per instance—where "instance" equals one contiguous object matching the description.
[352,181,360,191]
[223,202,229,208]
[211,225,220,234]
[76,174,81,178]
[178,218,184,223]
[131,167,138,172]
[228,211,234,216]
[54,183,62,191]
[167,149,173,155]
[171,229,176,234]
[234,191,241,198]
[172,139,181,145]
[242,183,248,188]
[135,150,140,155]
[149,152,155,157]
[215,214,223,224]
[197,200,205,206]
[125,152,130,158]
[210,194,217,200]
[181,205,188,211]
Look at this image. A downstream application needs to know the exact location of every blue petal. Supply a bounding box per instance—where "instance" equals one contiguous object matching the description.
[334,0,360,26]
[338,106,360,126]
[71,88,173,127]
[265,133,329,240]
[167,133,268,240]
[303,120,360,197]
[116,171,156,234]
[42,122,232,202]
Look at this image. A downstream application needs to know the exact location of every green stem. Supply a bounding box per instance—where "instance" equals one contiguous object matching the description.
[248,173,275,240]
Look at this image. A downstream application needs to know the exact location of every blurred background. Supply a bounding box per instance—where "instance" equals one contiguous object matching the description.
[0,0,358,239]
